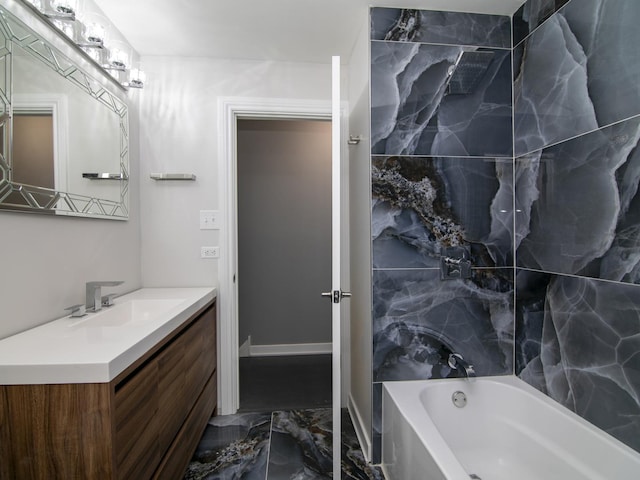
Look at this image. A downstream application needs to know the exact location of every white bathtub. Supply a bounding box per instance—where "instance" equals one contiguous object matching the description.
[382,376,640,480]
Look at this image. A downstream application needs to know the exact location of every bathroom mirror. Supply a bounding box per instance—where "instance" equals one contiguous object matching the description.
[0,1,129,220]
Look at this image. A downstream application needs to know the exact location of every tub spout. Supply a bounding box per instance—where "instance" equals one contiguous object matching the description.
[448,353,476,379]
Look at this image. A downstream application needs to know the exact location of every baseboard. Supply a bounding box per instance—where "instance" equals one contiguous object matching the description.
[238,336,251,358]
[249,342,332,357]
[348,394,372,463]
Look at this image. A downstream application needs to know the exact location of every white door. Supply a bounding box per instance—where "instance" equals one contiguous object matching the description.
[328,55,350,479]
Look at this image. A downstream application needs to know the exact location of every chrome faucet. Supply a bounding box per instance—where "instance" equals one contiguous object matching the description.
[448,353,476,379]
[86,281,123,312]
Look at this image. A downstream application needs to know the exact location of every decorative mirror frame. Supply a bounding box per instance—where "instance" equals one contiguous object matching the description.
[0,2,129,220]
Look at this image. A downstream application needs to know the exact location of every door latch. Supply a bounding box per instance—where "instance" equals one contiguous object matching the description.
[321,290,352,303]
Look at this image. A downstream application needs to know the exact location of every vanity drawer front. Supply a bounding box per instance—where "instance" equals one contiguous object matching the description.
[114,302,216,480]
[114,360,161,480]
[157,328,188,457]
[0,383,114,480]
[153,369,217,480]
[184,306,217,401]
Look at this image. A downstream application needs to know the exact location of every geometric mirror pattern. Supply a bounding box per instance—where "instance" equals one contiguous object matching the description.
[0,7,128,219]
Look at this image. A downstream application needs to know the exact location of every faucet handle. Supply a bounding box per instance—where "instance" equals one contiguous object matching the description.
[101,294,117,307]
[448,353,464,369]
[65,304,87,318]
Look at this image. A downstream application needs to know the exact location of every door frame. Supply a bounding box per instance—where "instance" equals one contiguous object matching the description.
[217,96,348,415]
[13,93,69,193]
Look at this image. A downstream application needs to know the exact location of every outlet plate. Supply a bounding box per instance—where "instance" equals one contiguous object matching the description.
[200,210,220,230]
[201,246,220,259]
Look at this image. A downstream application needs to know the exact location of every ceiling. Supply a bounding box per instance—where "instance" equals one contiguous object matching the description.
[93,0,527,64]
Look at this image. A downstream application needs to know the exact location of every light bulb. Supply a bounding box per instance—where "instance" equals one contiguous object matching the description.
[85,21,105,45]
[109,48,128,69]
[128,68,146,88]
[52,0,77,15]
[78,10,107,46]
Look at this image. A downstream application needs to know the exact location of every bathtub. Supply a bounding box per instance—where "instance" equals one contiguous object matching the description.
[382,376,640,480]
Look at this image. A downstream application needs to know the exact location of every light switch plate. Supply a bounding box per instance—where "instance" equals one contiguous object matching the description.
[200,210,220,230]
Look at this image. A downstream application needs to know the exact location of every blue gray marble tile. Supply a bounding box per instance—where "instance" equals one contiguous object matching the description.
[267,409,384,480]
[372,156,513,269]
[515,117,640,283]
[184,412,272,480]
[371,41,512,157]
[268,410,332,479]
[372,268,514,383]
[514,0,640,156]
[512,0,572,46]
[515,270,640,453]
[186,410,382,480]
[370,8,511,49]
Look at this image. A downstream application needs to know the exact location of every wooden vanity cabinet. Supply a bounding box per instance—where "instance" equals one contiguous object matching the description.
[0,300,217,480]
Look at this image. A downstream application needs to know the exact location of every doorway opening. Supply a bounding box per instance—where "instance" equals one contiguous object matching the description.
[213,91,357,479]
[236,118,332,412]
[217,97,335,416]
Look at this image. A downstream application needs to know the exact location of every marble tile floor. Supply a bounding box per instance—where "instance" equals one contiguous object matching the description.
[184,408,385,480]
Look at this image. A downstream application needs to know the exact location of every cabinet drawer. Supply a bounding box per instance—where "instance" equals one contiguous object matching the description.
[157,329,188,456]
[153,370,217,480]
[184,307,216,401]
[113,302,216,480]
[114,360,160,480]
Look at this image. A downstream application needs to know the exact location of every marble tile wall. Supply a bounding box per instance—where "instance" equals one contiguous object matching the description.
[515,272,640,453]
[514,0,640,156]
[369,7,513,462]
[371,42,512,157]
[371,7,511,48]
[512,0,571,46]
[514,0,640,454]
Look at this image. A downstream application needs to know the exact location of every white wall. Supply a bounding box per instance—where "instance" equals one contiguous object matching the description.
[138,56,333,287]
[347,15,373,458]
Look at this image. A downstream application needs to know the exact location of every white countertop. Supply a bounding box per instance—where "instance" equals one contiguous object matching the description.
[0,287,216,385]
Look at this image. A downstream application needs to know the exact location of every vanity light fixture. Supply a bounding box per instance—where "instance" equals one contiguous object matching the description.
[46,0,77,20]
[20,0,145,90]
[126,67,146,88]
[76,11,106,48]
[51,17,75,38]
[105,43,129,71]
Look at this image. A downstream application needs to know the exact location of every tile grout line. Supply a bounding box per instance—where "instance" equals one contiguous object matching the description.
[264,411,275,480]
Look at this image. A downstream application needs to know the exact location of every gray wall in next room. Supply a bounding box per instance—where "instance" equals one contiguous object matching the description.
[237,119,332,347]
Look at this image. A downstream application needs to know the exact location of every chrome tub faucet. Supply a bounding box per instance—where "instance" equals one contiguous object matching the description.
[448,353,476,379]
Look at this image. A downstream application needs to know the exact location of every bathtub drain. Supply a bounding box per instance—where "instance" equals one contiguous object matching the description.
[452,390,467,408]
